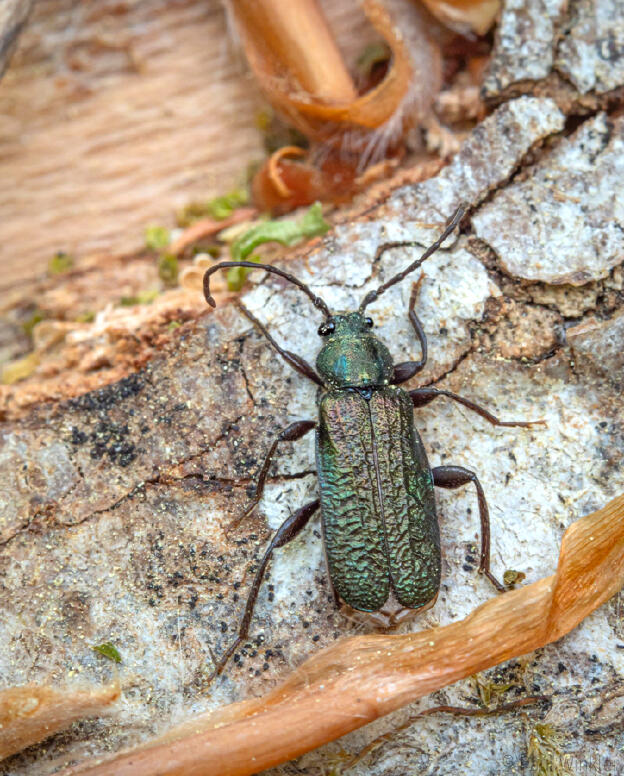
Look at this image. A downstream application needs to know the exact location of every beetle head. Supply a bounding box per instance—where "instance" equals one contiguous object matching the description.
[315,312,393,388]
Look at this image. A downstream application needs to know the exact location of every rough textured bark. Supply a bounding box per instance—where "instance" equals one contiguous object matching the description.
[2,2,624,775]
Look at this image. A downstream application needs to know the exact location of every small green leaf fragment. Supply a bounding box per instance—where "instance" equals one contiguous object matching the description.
[503,569,527,586]
[157,253,179,286]
[226,203,329,292]
[231,202,329,261]
[75,311,95,323]
[92,642,122,663]
[49,251,74,275]
[168,320,181,331]
[145,225,171,252]
[1,352,40,385]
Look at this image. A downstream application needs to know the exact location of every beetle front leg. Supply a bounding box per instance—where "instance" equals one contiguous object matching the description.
[409,387,545,428]
[208,498,320,682]
[392,275,428,385]
[230,420,316,531]
[431,465,506,593]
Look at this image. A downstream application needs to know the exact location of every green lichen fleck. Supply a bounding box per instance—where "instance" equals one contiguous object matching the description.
[227,202,329,291]
[145,225,171,252]
[92,642,122,663]
[49,251,74,275]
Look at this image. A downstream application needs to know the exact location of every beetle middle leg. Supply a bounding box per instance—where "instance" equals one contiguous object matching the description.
[409,387,545,427]
[210,498,320,681]
[431,465,506,592]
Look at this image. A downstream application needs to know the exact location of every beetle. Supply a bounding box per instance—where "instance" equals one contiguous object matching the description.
[203,204,542,678]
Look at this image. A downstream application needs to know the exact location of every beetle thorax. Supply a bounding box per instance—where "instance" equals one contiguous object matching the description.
[315,312,393,389]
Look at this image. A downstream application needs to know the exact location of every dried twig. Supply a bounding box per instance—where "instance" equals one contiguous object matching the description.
[56,494,624,776]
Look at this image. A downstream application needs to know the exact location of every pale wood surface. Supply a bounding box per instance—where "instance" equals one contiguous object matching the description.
[0,0,265,289]
[0,0,376,292]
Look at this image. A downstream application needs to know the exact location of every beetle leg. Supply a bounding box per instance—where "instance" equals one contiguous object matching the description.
[391,275,428,385]
[208,498,320,682]
[409,387,546,427]
[431,465,506,592]
[229,420,316,530]
[238,302,324,386]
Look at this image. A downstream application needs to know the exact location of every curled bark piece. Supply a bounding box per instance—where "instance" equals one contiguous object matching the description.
[58,494,624,776]
[0,683,120,761]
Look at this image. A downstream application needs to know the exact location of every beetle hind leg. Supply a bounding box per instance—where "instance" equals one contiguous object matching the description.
[207,498,320,684]
[432,465,507,593]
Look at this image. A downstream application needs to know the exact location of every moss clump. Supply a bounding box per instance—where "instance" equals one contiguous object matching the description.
[92,642,122,663]
[227,201,329,291]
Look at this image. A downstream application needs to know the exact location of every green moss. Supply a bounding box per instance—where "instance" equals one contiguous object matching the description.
[227,202,329,291]
[176,188,249,227]
[157,253,179,286]
[92,641,122,664]
[474,672,518,706]
[255,106,309,155]
[1,352,39,385]
[119,289,159,306]
[48,251,74,275]
[528,724,573,776]
[503,569,527,586]
[75,311,96,323]
[22,310,44,338]
[144,225,171,252]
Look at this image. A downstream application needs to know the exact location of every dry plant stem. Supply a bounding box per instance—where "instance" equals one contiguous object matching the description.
[0,683,120,761]
[58,494,624,776]
[234,0,413,137]
[230,0,356,102]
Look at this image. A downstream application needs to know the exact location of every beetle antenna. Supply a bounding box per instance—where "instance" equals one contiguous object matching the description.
[203,261,332,319]
[359,203,467,312]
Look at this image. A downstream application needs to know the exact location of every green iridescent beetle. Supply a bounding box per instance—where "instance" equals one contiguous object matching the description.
[203,205,541,677]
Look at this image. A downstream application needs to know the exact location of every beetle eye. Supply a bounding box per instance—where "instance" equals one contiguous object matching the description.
[318,321,335,336]
[364,317,374,328]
